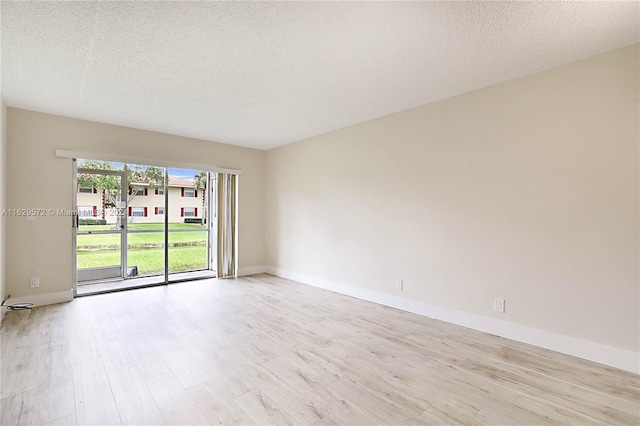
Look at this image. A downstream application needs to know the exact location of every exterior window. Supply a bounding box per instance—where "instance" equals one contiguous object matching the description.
[182,188,196,197]
[155,188,164,195]
[155,207,165,215]
[130,187,147,196]
[181,207,197,217]
[78,187,95,194]
[129,207,148,217]
[78,206,93,217]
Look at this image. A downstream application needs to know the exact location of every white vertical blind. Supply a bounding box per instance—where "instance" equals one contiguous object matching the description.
[216,173,238,278]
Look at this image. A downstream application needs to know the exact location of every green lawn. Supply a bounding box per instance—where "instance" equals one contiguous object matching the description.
[77,222,208,276]
[77,246,207,276]
[78,223,206,248]
[79,223,205,232]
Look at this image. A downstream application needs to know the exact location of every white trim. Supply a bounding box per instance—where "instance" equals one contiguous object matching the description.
[266,266,640,374]
[55,150,242,176]
[71,159,78,297]
[2,289,73,309]
[238,265,266,276]
[234,176,240,279]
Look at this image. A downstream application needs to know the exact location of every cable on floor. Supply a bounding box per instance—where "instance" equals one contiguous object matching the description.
[1,295,33,311]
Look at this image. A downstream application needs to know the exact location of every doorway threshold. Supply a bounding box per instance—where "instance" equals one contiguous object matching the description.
[76,270,216,296]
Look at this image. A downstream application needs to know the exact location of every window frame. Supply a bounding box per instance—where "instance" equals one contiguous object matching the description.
[132,207,145,217]
[131,187,146,196]
[183,207,196,217]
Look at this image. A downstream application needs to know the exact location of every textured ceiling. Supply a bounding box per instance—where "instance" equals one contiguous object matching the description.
[1,1,638,150]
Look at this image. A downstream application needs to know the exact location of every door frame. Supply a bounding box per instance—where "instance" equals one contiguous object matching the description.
[73,164,128,296]
[209,173,217,274]
[72,161,219,296]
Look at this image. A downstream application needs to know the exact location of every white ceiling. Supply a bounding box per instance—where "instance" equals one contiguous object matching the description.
[1,1,638,150]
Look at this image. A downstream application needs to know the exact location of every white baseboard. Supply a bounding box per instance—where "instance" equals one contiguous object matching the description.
[266,266,640,374]
[2,289,73,309]
[238,265,266,276]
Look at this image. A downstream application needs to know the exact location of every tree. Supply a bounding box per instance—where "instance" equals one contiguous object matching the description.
[193,171,208,224]
[77,160,165,221]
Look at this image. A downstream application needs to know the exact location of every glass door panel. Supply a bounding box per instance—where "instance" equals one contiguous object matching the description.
[76,166,126,285]
[125,163,166,281]
[167,168,210,279]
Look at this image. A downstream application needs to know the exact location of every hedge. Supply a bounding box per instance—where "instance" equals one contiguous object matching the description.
[79,218,107,225]
[184,218,204,224]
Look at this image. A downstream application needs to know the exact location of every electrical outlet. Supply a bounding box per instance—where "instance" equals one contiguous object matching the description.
[396,279,403,291]
[494,298,505,313]
[30,277,39,288]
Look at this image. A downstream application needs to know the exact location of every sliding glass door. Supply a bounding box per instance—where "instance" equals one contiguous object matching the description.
[74,159,216,295]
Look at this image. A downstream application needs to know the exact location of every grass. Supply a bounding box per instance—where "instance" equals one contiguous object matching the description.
[77,222,208,275]
[79,223,205,232]
[77,246,207,276]
[78,223,206,248]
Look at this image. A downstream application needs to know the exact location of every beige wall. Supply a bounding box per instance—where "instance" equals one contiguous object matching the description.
[6,110,265,298]
[0,98,7,320]
[265,45,639,352]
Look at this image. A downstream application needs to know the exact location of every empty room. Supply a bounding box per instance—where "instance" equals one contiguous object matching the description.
[0,1,638,425]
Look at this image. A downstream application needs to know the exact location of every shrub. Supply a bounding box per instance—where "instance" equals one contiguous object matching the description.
[184,218,204,224]
[79,218,107,225]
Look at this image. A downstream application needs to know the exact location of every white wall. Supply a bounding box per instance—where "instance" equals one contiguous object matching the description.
[6,110,265,300]
[4,44,638,371]
[0,98,7,321]
[265,45,639,367]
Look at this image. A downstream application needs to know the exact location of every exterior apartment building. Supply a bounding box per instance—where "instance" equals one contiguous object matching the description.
[77,176,204,224]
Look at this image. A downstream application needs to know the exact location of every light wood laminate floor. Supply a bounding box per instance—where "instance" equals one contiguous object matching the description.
[1,274,638,425]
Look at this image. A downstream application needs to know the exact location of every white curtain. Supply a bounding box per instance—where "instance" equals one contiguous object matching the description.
[216,173,237,278]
